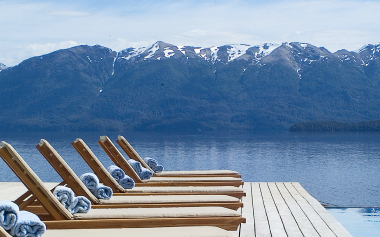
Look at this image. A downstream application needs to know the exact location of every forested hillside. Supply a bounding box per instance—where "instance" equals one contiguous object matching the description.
[0,42,380,132]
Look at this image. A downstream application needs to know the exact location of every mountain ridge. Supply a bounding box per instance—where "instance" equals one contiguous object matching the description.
[1,41,380,132]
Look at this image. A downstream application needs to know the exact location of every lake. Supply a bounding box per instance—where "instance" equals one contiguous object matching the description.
[0,131,379,207]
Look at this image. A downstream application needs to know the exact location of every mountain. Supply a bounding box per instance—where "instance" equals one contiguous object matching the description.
[0,63,6,71]
[0,41,380,132]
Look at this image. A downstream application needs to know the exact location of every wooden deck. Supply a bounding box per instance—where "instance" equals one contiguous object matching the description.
[236,182,353,237]
[0,182,352,237]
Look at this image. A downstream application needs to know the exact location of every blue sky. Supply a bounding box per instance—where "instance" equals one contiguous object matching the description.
[1,0,380,66]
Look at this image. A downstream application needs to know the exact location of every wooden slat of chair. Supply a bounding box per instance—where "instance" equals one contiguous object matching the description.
[36,139,99,204]
[99,136,243,187]
[0,226,12,237]
[98,136,142,182]
[116,136,154,171]
[72,138,126,193]
[116,135,241,178]
[0,142,72,221]
[73,138,246,199]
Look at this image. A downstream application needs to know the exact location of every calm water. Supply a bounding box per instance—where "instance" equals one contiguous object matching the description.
[0,131,379,207]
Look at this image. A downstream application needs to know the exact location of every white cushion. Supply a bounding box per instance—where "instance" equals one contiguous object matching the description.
[99,194,239,204]
[74,206,240,219]
[125,186,243,194]
[43,226,236,237]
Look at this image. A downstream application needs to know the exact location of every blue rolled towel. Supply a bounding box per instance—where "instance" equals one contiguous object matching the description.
[144,157,164,173]
[80,173,100,193]
[68,196,91,214]
[0,200,19,230]
[154,165,164,173]
[127,159,142,175]
[139,167,153,180]
[10,211,46,237]
[144,157,158,169]
[107,165,135,189]
[52,186,75,209]
[93,184,113,200]
[107,165,125,182]
[118,176,135,189]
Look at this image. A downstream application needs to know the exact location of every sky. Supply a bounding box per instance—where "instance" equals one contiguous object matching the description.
[1,0,380,67]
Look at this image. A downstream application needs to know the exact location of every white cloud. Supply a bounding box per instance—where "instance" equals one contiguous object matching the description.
[25,41,79,55]
[1,0,380,66]
[48,11,90,17]
[0,41,78,67]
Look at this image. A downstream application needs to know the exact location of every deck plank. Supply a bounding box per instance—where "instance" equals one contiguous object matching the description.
[239,183,255,237]
[268,183,303,237]
[260,183,287,237]
[285,182,337,237]
[293,182,353,237]
[251,182,271,237]
[277,182,320,237]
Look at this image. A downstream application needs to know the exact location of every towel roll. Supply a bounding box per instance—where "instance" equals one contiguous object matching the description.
[144,157,158,169]
[144,157,164,173]
[118,176,135,189]
[139,167,153,180]
[93,184,113,200]
[68,196,91,214]
[127,159,142,175]
[52,186,75,209]
[53,186,91,214]
[107,165,125,182]
[80,173,100,193]
[153,165,164,173]
[0,200,19,230]
[10,211,46,237]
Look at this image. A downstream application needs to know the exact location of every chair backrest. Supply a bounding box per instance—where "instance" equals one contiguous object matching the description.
[0,141,72,220]
[72,138,125,192]
[0,226,12,237]
[116,135,154,172]
[98,136,142,183]
[36,139,99,204]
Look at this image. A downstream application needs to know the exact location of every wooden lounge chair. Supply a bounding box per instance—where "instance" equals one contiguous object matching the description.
[0,225,236,237]
[117,135,241,178]
[0,141,245,231]
[72,138,246,199]
[35,139,243,210]
[98,136,243,187]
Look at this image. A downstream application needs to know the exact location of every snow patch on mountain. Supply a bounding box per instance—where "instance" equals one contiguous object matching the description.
[177,46,186,55]
[257,43,281,57]
[145,42,160,59]
[227,44,251,61]
[0,63,7,72]
[120,47,147,60]
[163,47,175,58]
[210,47,219,61]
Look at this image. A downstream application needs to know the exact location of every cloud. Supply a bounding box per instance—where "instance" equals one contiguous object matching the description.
[48,11,90,17]
[25,41,79,55]
[0,41,78,67]
[1,0,380,66]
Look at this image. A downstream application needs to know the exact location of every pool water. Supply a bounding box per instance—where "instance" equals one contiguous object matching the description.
[328,207,380,236]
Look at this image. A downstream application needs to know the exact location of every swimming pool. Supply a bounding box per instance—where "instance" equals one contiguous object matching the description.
[327,207,380,236]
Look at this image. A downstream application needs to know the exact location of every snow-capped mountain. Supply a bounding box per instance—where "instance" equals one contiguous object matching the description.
[117,41,283,64]
[1,41,380,132]
[116,40,380,65]
[0,63,6,71]
[115,41,380,74]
